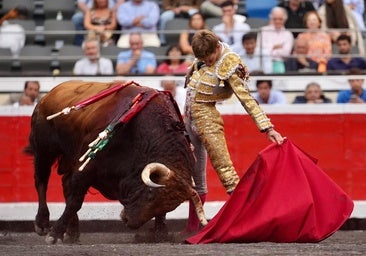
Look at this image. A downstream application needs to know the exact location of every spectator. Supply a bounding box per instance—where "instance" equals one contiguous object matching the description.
[296,11,332,72]
[252,77,287,104]
[74,37,114,75]
[83,0,118,47]
[337,68,366,103]
[160,79,186,112]
[327,34,366,71]
[343,0,365,31]
[72,0,124,46]
[234,32,272,74]
[159,0,203,45]
[285,37,318,72]
[317,0,365,55]
[156,45,190,75]
[258,6,294,73]
[116,0,161,48]
[116,32,157,75]
[212,1,250,50]
[0,5,28,57]
[179,12,207,56]
[293,82,332,103]
[3,81,41,107]
[278,0,316,38]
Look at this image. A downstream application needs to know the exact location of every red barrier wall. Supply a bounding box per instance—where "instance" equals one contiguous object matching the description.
[0,112,365,203]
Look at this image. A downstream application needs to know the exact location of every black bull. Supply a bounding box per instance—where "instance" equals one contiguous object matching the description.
[26,81,206,244]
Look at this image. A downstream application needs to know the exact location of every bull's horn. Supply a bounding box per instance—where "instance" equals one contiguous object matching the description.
[141,163,171,188]
[191,189,208,226]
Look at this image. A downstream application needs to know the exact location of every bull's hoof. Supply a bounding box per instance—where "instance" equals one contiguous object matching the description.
[63,232,80,244]
[34,222,50,236]
[45,233,63,245]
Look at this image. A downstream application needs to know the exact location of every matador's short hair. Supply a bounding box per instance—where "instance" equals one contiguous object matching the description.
[191,29,220,59]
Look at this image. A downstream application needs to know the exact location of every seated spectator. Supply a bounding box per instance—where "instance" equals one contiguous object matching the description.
[159,0,202,46]
[84,0,118,47]
[179,12,207,56]
[160,79,186,112]
[285,37,318,72]
[212,1,250,50]
[74,37,114,75]
[278,0,316,38]
[156,45,190,75]
[3,81,41,107]
[296,11,332,72]
[116,32,157,75]
[327,34,366,72]
[337,68,366,103]
[234,32,272,74]
[293,82,332,103]
[116,0,161,48]
[343,0,365,31]
[252,76,287,104]
[317,0,365,55]
[0,5,28,57]
[258,7,294,74]
[72,0,124,46]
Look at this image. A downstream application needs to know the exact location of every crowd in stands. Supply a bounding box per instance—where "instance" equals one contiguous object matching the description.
[0,0,366,105]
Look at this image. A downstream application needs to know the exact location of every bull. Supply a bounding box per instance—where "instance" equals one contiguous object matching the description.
[26,80,207,244]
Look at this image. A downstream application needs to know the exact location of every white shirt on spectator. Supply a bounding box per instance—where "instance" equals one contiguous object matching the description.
[73,57,114,75]
[213,21,250,50]
[0,21,25,57]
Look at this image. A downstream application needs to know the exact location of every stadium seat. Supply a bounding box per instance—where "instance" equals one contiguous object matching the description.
[43,19,76,47]
[56,44,84,75]
[245,0,277,19]
[17,45,53,74]
[43,0,76,20]
[206,17,222,29]
[165,18,189,46]
[0,48,14,73]
[100,45,123,67]
[246,17,268,30]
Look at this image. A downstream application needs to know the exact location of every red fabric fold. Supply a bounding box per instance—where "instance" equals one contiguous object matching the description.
[186,139,353,244]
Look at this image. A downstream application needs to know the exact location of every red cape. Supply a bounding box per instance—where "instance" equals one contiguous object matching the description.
[186,139,353,244]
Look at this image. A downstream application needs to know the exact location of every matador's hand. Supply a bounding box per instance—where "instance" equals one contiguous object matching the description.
[266,128,284,145]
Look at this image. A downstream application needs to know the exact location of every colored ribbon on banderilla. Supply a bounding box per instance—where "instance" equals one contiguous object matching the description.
[78,90,160,171]
[46,81,137,120]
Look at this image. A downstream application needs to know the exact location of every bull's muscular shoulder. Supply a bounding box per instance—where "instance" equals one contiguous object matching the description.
[215,51,242,80]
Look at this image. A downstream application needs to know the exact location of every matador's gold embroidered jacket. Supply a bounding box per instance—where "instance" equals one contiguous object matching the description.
[185,43,274,132]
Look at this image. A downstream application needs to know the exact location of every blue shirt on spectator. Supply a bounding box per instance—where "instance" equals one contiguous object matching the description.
[327,58,366,71]
[337,89,366,103]
[117,50,157,74]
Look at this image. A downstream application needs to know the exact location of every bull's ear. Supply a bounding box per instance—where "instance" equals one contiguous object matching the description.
[141,163,171,188]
